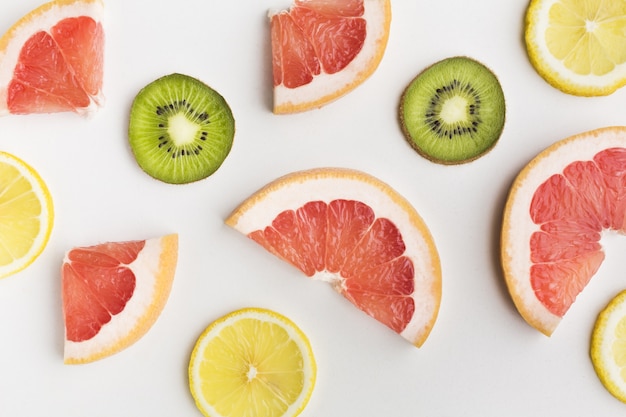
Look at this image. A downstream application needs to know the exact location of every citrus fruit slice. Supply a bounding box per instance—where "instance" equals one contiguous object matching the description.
[189,307,316,417]
[226,168,441,347]
[0,0,104,115]
[525,0,626,96]
[591,289,626,403]
[61,234,178,364]
[270,0,391,113]
[0,152,53,279]
[502,126,626,336]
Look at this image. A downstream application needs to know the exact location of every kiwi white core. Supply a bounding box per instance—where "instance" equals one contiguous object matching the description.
[440,96,468,124]
[168,113,199,146]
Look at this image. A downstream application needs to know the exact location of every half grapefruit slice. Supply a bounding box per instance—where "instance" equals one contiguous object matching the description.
[270,0,391,113]
[502,126,626,335]
[62,234,178,364]
[0,0,104,115]
[226,168,441,347]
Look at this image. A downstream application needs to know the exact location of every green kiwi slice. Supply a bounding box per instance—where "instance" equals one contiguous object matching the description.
[399,56,505,164]
[128,73,235,184]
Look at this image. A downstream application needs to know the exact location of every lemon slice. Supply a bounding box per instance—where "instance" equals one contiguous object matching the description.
[525,0,626,96]
[188,308,316,417]
[0,152,53,279]
[591,290,626,403]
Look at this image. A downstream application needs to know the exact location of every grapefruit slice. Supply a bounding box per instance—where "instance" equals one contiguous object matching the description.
[502,126,626,335]
[0,151,54,279]
[61,234,178,364]
[0,0,104,115]
[226,168,441,347]
[270,0,391,114]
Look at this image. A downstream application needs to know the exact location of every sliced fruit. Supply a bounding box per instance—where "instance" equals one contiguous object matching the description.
[189,308,316,417]
[400,56,506,164]
[525,0,626,96]
[61,234,178,364]
[226,168,441,347]
[270,0,391,113]
[128,73,235,184]
[0,152,53,279]
[502,126,626,336]
[0,0,104,115]
[591,290,626,403]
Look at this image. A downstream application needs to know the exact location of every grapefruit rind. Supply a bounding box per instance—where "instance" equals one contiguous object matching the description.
[0,152,54,279]
[188,307,316,417]
[271,0,391,114]
[502,126,626,336]
[0,0,105,116]
[62,234,178,364]
[226,167,441,347]
[591,290,626,403]
[525,0,626,96]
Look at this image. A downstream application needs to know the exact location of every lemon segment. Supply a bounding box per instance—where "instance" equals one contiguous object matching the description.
[591,290,626,403]
[525,0,626,95]
[189,308,316,417]
[0,152,53,279]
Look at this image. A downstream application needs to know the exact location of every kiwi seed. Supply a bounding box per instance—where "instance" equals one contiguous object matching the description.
[128,73,235,184]
[399,56,506,164]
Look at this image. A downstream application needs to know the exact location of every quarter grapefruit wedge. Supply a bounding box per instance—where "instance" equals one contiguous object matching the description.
[270,0,391,113]
[226,168,441,347]
[0,0,104,115]
[61,234,178,364]
[502,126,626,336]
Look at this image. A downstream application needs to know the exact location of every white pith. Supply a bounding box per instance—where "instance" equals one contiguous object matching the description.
[271,0,389,111]
[168,113,199,146]
[440,96,468,124]
[503,128,626,334]
[528,0,626,91]
[227,169,441,345]
[63,236,166,361]
[0,0,105,115]
[189,309,315,417]
[0,152,52,278]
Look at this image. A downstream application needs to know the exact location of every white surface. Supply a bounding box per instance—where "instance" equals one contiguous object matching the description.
[1,0,626,415]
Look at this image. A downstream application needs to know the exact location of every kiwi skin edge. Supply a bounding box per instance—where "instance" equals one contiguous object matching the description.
[398,56,506,165]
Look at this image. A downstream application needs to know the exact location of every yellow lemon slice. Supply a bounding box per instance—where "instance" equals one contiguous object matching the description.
[189,308,316,417]
[0,151,54,279]
[525,0,626,96]
[591,290,626,403]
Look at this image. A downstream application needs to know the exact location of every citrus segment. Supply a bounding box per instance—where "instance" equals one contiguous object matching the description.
[591,290,626,403]
[502,126,626,335]
[525,0,626,96]
[188,308,316,417]
[0,0,104,115]
[61,234,178,364]
[270,0,391,113]
[226,168,441,347]
[0,152,53,279]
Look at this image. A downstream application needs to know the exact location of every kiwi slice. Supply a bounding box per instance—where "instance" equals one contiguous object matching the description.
[128,73,235,184]
[399,56,505,164]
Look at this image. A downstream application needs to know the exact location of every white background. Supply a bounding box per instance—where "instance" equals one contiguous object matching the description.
[1,0,626,415]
